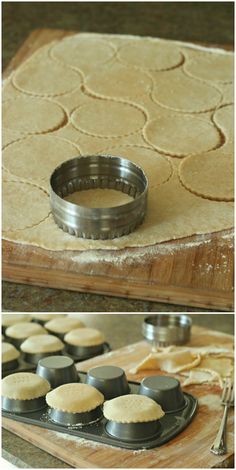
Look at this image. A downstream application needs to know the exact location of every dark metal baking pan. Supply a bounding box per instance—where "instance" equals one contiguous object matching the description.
[2,372,198,450]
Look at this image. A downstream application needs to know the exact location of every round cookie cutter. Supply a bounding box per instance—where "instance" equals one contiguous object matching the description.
[142,314,192,347]
[50,155,148,239]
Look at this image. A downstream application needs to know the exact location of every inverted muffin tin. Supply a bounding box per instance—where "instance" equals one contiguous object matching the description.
[2,366,197,450]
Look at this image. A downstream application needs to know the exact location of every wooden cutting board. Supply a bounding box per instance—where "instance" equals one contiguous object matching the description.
[2,29,234,311]
[2,325,234,468]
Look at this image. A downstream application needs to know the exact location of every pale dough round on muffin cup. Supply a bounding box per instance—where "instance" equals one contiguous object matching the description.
[44,317,85,339]
[2,372,51,413]
[46,382,104,425]
[20,334,65,365]
[2,314,32,328]
[5,322,48,348]
[64,327,105,358]
[2,342,20,371]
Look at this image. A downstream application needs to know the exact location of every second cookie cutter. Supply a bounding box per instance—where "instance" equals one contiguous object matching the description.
[50,155,148,239]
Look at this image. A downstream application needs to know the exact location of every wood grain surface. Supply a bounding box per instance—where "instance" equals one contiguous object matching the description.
[2,29,234,311]
[2,326,234,468]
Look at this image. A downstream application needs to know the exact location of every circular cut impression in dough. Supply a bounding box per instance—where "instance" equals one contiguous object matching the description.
[184,53,234,83]
[179,146,234,202]
[2,372,50,400]
[50,36,116,73]
[13,60,82,97]
[118,40,183,71]
[46,383,104,413]
[213,105,234,142]
[2,96,67,134]
[152,68,221,113]
[3,181,50,232]
[144,113,220,157]
[45,317,85,334]
[2,342,20,364]
[2,314,32,327]
[103,394,165,423]
[64,328,105,347]
[20,334,64,354]
[71,100,146,138]
[99,145,172,189]
[85,62,152,100]
[6,322,47,340]
[3,135,81,186]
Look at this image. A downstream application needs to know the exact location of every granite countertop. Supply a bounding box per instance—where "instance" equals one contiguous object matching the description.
[2,313,234,468]
[2,2,234,312]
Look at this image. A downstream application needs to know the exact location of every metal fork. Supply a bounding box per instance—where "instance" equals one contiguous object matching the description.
[210,377,234,455]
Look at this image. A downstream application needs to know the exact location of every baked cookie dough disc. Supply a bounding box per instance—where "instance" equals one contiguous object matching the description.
[45,317,85,334]
[99,145,172,189]
[20,334,64,354]
[3,96,67,134]
[46,383,104,413]
[144,113,220,157]
[2,314,31,327]
[64,328,105,346]
[85,63,152,100]
[3,181,50,232]
[213,105,234,142]
[6,322,47,340]
[103,394,164,423]
[118,40,183,71]
[179,146,234,202]
[184,53,234,83]
[12,61,82,97]
[152,69,221,113]
[2,343,20,363]
[2,372,50,400]
[71,101,146,138]
[50,36,115,73]
[3,135,81,186]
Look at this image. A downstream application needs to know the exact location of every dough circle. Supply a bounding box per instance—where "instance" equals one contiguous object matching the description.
[64,328,105,346]
[12,60,82,96]
[20,334,64,353]
[2,314,31,327]
[85,63,152,100]
[184,54,234,83]
[50,36,115,72]
[118,41,183,70]
[45,317,85,334]
[6,322,47,340]
[3,181,50,232]
[3,96,67,134]
[65,188,133,208]
[3,135,81,185]
[152,69,221,113]
[144,113,220,157]
[31,314,66,321]
[98,145,172,189]
[179,146,234,202]
[2,342,20,363]
[103,394,165,423]
[2,372,50,400]
[46,383,104,413]
[71,101,146,138]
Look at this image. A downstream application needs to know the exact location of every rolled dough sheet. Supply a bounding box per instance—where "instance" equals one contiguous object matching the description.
[184,53,234,83]
[2,33,234,251]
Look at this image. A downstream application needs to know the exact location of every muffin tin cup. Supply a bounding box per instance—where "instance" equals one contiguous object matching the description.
[65,343,105,359]
[2,396,47,414]
[106,419,161,441]
[2,359,19,372]
[139,375,186,413]
[49,405,103,427]
[86,365,130,399]
[36,355,79,388]
[22,350,63,366]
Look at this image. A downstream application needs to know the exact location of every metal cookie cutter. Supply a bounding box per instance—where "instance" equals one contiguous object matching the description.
[142,314,192,348]
[50,155,148,239]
